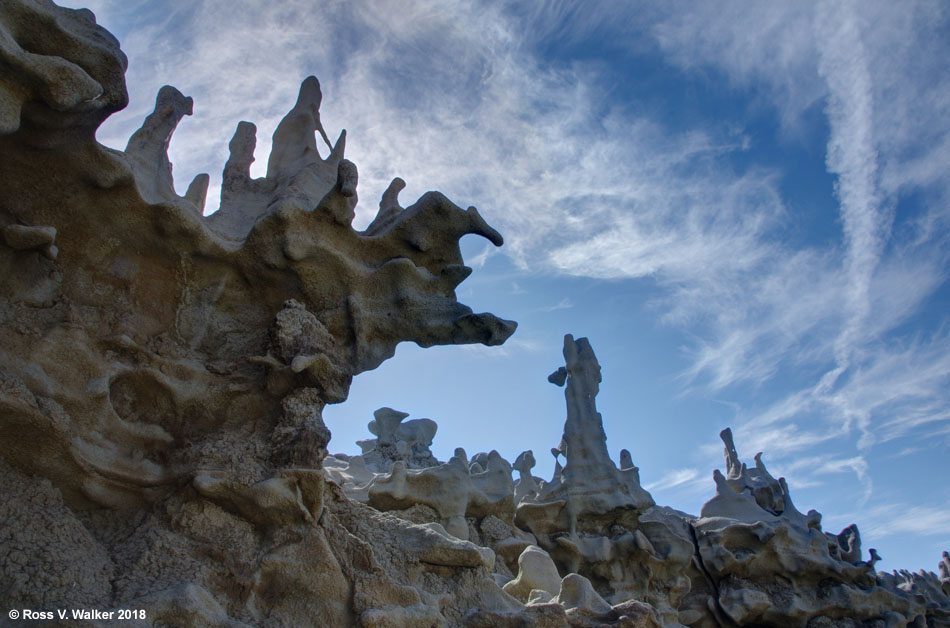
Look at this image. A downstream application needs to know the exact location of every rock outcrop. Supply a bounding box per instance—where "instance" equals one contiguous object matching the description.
[0,0,515,509]
[512,335,690,626]
[356,407,440,472]
[685,430,950,627]
[1,3,948,627]
[0,2,520,626]
[306,334,950,628]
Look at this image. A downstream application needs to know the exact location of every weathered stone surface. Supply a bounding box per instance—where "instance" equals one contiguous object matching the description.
[689,430,949,627]
[0,0,516,507]
[552,573,663,628]
[513,449,541,505]
[358,406,440,472]
[514,335,690,624]
[519,335,655,531]
[318,331,950,627]
[555,573,614,617]
[0,3,519,626]
[1,224,58,259]
[124,85,206,208]
[403,522,496,570]
[1,4,948,628]
[0,0,128,136]
[0,460,113,610]
[504,545,563,602]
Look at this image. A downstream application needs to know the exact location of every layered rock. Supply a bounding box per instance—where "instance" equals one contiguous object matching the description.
[514,335,690,626]
[687,431,950,628]
[1,4,948,628]
[326,335,950,628]
[0,3,520,626]
[0,0,516,508]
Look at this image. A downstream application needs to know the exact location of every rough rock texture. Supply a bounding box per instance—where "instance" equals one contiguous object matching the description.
[0,3,521,627]
[683,430,950,628]
[327,335,950,628]
[1,4,949,628]
[503,545,563,602]
[356,406,440,472]
[514,335,689,625]
[0,0,516,504]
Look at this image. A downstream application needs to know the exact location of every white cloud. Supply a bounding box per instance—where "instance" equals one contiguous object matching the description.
[814,0,886,374]
[644,467,703,492]
[465,243,498,270]
[62,0,950,555]
[651,2,824,131]
[458,336,543,359]
[852,504,950,539]
[640,0,950,492]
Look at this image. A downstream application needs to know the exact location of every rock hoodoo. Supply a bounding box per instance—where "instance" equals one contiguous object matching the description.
[0,3,947,627]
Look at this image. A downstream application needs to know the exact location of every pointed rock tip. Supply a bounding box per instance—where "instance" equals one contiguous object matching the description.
[329,129,346,161]
[297,76,322,106]
[465,206,503,246]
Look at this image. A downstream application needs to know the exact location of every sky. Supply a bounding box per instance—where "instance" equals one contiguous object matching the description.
[59,0,950,573]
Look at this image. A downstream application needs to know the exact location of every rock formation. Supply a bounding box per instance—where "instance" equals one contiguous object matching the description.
[513,335,690,625]
[322,335,950,627]
[355,407,440,472]
[689,433,949,627]
[1,3,948,627]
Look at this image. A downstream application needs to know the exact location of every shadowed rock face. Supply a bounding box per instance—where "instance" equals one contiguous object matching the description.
[513,336,690,625]
[0,0,128,137]
[0,2,515,510]
[543,334,655,528]
[0,4,523,625]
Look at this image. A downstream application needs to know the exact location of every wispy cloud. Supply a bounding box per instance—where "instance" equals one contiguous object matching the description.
[640,0,950,499]
[811,0,887,454]
[652,2,823,131]
[68,0,949,394]
[538,298,574,312]
[836,504,950,540]
[465,243,498,270]
[644,467,702,492]
[63,0,950,568]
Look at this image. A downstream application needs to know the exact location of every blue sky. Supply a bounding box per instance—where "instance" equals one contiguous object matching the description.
[61,0,949,573]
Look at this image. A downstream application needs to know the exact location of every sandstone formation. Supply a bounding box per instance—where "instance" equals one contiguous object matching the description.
[356,407,440,472]
[1,3,948,627]
[314,333,950,628]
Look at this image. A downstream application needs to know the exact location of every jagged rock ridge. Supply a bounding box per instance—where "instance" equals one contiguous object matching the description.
[325,334,950,627]
[1,3,948,627]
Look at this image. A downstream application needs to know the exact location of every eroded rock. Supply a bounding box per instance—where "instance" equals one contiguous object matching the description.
[689,430,946,627]
[504,545,563,602]
[0,3,518,625]
[1,4,948,628]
